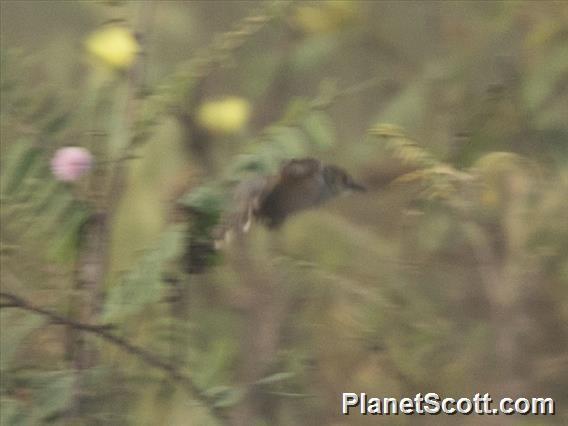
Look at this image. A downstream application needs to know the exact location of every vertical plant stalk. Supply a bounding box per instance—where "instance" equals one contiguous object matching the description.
[461,220,518,426]
[228,232,291,426]
[68,1,156,419]
[170,0,295,376]
[462,193,532,409]
[174,63,213,177]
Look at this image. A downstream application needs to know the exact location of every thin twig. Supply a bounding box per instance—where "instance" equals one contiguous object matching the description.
[0,291,225,420]
[312,75,396,110]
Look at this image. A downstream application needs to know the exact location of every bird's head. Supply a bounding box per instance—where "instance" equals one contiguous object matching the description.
[322,165,366,195]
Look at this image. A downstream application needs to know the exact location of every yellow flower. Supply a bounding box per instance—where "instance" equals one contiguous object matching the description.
[86,26,140,70]
[293,1,357,34]
[294,6,331,34]
[197,97,251,136]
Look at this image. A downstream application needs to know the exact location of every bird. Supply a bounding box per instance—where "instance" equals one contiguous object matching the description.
[215,157,365,245]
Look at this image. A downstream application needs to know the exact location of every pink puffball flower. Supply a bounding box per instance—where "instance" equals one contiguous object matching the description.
[51,147,93,182]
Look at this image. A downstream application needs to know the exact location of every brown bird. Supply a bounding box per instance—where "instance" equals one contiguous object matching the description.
[216,158,365,244]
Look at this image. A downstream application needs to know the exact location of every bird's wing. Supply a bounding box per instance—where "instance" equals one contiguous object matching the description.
[213,175,275,246]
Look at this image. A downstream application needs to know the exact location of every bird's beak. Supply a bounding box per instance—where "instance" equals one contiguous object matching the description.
[349,181,367,192]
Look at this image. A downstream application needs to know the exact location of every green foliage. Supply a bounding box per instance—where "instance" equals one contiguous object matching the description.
[369,124,472,201]
[0,398,26,426]
[369,124,440,168]
[2,1,568,425]
[255,371,295,386]
[1,61,91,265]
[28,371,75,424]
[0,312,44,373]
[0,371,75,425]
[228,104,336,180]
[301,110,335,149]
[290,33,339,73]
[205,386,243,409]
[102,227,185,323]
[1,52,70,144]
[179,185,225,216]
[192,336,238,394]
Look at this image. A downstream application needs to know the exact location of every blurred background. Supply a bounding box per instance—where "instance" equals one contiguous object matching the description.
[1,1,567,425]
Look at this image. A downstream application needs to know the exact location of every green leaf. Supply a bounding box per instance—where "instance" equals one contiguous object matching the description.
[255,371,295,386]
[210,387,244,409]
[43,111,69,135]
[376,78,427,130]
[28,371,74,423]
[0,398,26,426]
[230,153,271,175]
[194,338,235,389]
[230,125,309,178]
[29,179,62,214]
[178,185,225,216]
[302,111,335,149]
[1,139,40,196]
[267,126,308,159]
[290,33,337,73]
[279,98,311,124]
[47,204,90,263]
[34,191,75,237]
[102,227,184,322]
[0,312,44,372]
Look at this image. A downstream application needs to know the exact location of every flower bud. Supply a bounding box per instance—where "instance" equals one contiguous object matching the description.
[197,97,251,136]
[51,147,93,182]
[86,26,140,70]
